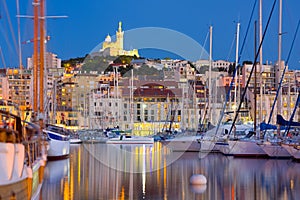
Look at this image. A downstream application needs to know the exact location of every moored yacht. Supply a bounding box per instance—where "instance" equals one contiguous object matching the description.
[259,140,292,159]
[281,143,300,161]
[43,124,70,159]
[225,139,267,157]
[162,135,202,152]
[106,134,154,144]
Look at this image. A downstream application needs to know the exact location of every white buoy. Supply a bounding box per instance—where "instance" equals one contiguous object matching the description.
[190,174,207,185]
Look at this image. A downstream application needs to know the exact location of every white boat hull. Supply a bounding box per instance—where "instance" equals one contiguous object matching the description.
[281,144,300,161]
[163,136,201,152]
[0,143,45,199]
[48,139,70,159]
[225,140,267,157]
[259,142,292,158]
[70,138,82,144]
[106,136,154,144]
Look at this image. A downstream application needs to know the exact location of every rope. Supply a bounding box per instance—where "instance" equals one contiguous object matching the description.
[229,0,278,136]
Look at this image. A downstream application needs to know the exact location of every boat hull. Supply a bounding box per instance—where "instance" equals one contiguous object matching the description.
[259,142,292,159]
[106,136,154,144]
[163,136,201,152]
[0,143,44,200]
[47,139,70,159]
[70,138,82,144]
[281,144,300,161]
[225,140,268,157]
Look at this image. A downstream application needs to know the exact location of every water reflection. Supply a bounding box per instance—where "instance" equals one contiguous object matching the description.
[42,158,69,199]
[42,143,300,199]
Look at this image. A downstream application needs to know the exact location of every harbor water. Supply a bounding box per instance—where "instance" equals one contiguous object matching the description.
[41,142,300,199]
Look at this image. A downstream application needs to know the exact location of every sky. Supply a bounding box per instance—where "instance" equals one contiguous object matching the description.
[1,0,300,69]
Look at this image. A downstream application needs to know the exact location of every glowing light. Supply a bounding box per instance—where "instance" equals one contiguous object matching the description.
[290,179,294,189]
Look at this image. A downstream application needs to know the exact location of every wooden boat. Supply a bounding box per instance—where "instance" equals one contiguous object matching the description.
[0,110,47,199]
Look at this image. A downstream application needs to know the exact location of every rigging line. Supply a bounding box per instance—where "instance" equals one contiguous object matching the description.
[283,19,300,136]
[229,0,278,136]
[284,90,300,136]
[214,66,237,137]
[2,0,18,55]
[0,18,15,57]
[16,0,22,68]
[226,31,235,61]
[199,30,209,59]
[214,0,257,136]
[238,0,257,63]
[266,19,300,127]
[0,46,6,68]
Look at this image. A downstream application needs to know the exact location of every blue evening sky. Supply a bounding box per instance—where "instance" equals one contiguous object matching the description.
[1,0,300,69]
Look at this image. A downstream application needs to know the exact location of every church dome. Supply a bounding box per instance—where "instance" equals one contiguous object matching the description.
[105,34,111,42]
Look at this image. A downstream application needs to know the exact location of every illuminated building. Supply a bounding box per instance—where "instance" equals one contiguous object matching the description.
[27,52,61,69]
[0,70,9,100]
[242,62,298,124]
[6,69,32,114]
[90,76,201,135]
[100,22,139,57]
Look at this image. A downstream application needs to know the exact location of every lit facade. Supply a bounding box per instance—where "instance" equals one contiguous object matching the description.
[6,69,32,111]
[27,51,61,69]
[90,76,201,135]
[100,22,139,57]
[242,62,299,125]
[0,70,9,100]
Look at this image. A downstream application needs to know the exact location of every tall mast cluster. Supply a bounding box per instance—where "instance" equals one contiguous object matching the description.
[32,0,45,118]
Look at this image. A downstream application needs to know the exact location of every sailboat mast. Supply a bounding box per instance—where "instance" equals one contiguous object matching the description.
[276,0,282,118]
[234,22,240,119]
[254,20,257,132]
[39,0,45,115]
[130,69,134,129]
[33,0,39,113]
[259,0,263,123]
[208,26,212,124]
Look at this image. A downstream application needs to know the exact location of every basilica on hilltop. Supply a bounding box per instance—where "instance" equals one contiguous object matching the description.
[100,22,139,57]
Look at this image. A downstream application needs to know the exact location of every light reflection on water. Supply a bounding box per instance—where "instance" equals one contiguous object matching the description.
[41,143,300,200]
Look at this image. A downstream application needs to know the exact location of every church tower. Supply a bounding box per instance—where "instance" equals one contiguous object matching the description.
[116,21,124,50]
[100,21,138,57]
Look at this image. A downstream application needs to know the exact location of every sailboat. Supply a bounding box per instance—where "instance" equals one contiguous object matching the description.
[198,22,259,156]
[0,0,49,198]
[256,0,300,159]
[36,0,70,159]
